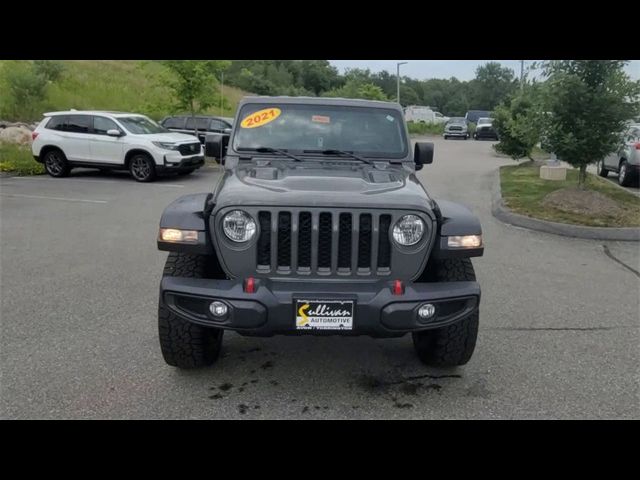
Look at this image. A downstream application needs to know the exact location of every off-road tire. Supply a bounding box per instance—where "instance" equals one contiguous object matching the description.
[158,252,224,368]
[412,258,479,367]
[43,148,70,177]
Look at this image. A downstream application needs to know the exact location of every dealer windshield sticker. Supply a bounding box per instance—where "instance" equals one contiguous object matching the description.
[386,115,395,122]
[240,108,281,129]
[312,115,331,124]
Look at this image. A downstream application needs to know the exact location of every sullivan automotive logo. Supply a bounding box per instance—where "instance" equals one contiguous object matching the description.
[295,300,354,330]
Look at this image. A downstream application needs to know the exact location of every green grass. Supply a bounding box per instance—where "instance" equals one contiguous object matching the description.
[500,163,640,227]
[407,121,445,136]
[0,60,248,121]
[0,144,44,175]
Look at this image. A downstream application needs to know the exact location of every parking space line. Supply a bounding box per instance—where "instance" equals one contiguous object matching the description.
[5,177,184,188]
[0,193,108,204]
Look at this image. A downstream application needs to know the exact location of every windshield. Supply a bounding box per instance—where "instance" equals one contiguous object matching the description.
[448,117,466,124]
[233,103,408,158]
[477,118,492,125]
[117,116,168,134]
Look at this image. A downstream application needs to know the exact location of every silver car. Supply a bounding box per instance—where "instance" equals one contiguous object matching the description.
[443,117,469,140]
[597,124,640,186]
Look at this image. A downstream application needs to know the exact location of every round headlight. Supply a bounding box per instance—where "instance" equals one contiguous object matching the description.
[222,210,256,242]
[392,215,425,246]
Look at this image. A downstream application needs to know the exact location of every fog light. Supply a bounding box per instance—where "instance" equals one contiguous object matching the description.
[418,303,436,319]
[209,301,228,317]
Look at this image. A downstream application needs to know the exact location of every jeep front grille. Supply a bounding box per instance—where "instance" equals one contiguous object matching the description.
[255,210,394,276]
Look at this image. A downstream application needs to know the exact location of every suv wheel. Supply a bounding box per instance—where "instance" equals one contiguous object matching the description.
[159,252,224,368]
[129,153,157,182]
[412,258,479,367]
[43,149,70,177]
[618,160,632,186]
[596,160,609,178]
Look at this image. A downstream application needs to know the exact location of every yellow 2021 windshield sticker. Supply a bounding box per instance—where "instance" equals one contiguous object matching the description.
[240,108,281,128]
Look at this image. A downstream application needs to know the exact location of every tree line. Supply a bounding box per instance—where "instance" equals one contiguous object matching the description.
[223,60,520,115]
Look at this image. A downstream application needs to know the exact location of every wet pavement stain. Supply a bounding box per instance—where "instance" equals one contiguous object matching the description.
[238,404,249,414]
[260,361,274,370]
[354,371,457,409]
[219,383,233,392]
[302,406,309,414]
[209,393,223,400]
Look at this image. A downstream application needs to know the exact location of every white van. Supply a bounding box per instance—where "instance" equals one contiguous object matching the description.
[404,105,449,124]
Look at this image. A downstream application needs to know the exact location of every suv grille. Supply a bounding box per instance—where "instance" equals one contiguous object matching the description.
[178,142,201,155]
[255,210,394,276]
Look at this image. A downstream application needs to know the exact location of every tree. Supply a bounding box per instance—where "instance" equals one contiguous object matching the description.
[323,79,388,101]
[470,62,518,110]
[33,60,64,83]
[542,60,640,188]
[0,61,49,120]
[493,92,542,161]
[159,60,230,124]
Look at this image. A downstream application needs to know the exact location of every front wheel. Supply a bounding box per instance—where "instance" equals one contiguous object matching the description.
[618,160,633,186]
[444,135,449,140]
[412,258,479,367]
[129,153,157,182]
[158,252,224,368]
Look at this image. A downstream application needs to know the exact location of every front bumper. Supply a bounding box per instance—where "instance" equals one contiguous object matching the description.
[444,131,468,137]
[158,154,204,172]
[160,277,480,338]
[475,130,498,139]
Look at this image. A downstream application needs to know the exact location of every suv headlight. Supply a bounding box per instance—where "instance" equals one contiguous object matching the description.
[222,210,257,242]
[392,214,425,246]
[152,141,179,150]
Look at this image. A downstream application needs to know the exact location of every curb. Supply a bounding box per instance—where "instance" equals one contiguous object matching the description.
[491,169,640,242]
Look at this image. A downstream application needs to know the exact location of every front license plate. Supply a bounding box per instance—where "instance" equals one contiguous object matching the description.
[295,299,354,331]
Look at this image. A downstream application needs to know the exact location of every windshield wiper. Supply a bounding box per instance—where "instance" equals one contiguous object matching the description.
[237,147,302,162]
[304,149,374,165]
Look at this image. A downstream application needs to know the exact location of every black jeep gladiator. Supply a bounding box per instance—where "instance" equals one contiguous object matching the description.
[157,96,484,369]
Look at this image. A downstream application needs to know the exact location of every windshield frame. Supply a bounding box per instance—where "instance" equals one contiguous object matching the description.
[230,103,410,160]
[116,115,169,135]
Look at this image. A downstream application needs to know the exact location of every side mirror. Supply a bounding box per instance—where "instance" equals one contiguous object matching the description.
[223,128,232,134]
[413,142,434,171]
[205,133,229,164]
[107,129,123,137]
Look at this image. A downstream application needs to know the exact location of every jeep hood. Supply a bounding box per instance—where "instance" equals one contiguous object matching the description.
[212,160,434,212]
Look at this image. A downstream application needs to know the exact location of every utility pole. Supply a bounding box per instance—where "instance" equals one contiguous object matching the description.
[220,72,224,116]
[396,62,408,104]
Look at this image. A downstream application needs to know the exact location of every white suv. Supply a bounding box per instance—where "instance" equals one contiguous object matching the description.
[31,111,205,182]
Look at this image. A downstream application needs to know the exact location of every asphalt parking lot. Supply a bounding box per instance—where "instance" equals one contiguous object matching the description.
[1,139,638,419]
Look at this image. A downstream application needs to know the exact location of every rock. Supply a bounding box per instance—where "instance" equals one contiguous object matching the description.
[0,126,33,145]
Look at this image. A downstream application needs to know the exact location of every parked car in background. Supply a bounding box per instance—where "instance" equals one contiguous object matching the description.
[160,115,232,144]
[31,111,204,182]
[473,117,498,140]
[404,105,449,124]
[465,110,492,125]
[443,117,470,140]
[597,124,640,186]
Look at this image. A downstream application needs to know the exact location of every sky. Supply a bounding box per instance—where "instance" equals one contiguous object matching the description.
[329,60,640,82]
